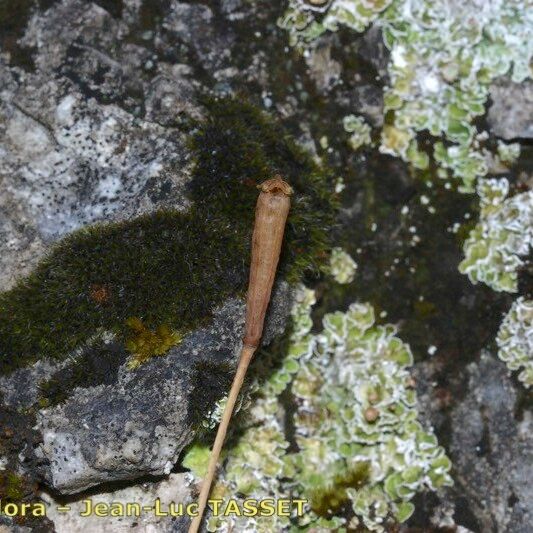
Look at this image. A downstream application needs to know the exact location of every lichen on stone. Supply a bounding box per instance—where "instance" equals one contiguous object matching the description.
[459,178,533,292]
[329,246,358,284]
[278,0,394,46]
[343,114,372,151]
[496,141,521,166]
[183,286,452,532]
[496,297,533,388]
[279,0,532,191]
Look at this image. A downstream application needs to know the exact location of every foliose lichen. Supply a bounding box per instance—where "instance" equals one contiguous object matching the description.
[342,114,372,151]
[459,178,533,293]
[496,297,533,388]
[279,0,393,45]
[279,0,532,191]
[183,286,452,532]
[329,246,358,284]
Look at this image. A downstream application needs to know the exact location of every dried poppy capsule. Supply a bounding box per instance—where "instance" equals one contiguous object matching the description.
[188,176,292,533]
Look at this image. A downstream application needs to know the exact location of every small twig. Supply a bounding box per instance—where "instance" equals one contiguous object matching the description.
[188,176,292,533]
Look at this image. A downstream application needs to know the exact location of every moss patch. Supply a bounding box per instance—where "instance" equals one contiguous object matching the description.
[186,359,235,430]
[0,97,336,375]
[309,461,370,516]
[0,471,25,502]
[188,96,337,280]
[124,317,183,369]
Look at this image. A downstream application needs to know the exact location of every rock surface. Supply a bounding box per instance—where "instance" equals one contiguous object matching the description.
[488,79,533,140]
[1,1,532,532]
[449,352,533,532]
[411,350,533,533]
[0,0,199,291]
[0,284,291,494]
[41,473,193,532]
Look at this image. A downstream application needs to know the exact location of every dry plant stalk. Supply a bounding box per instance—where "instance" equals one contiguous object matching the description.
[188,176,292,533]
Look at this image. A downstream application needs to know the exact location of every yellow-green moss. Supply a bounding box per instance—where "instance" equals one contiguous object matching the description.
[0,471,25,502]
[308,461,370,516]
[124,317,183,368]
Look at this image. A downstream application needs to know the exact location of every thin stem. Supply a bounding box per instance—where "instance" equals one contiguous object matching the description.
[188,176,291,532]
[188,344,256,533]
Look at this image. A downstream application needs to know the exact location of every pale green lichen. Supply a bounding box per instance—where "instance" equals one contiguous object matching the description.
[184,286,452,532]
[380,0,531,190]
[496,141,521,165]
[329,246,358,284]
[278,0,393,46]
[496,297,533,388]
[279,0,532,191]
[343,114,372,151]
[459,178,533,292]
[182,443,211,479]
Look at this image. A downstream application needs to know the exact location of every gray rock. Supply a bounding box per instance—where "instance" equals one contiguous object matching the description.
[0,0,200,291]
[305,40,342,94]
[358,25,390,80]
[162,2,235,71]
[349,83,384,127]
[488,79,533,140]
[1,283,291,494]
[41,472,193,532]
[449,352,533,532]
[414,351,533,532]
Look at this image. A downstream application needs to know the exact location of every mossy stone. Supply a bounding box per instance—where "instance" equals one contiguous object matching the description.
[0,97,336,375]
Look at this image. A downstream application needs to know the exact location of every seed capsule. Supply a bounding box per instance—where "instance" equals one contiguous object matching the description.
[188,176,292,533]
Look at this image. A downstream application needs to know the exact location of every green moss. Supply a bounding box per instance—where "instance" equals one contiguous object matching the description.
[188,96,337,281]
[124,317,183,368]
[0,97,336,375]
[186,359,235,429]
[0,210,233,373]
[0,0,36,70]
[309,461,370,516]
[0,0,34,34]
[0,471,25,502]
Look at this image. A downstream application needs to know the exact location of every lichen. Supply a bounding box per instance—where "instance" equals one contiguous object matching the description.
[0,97,336,375]
[329,246,358,284]
[459,178,533,293]
[496,297,533,388]
[183,286,452,532]
[343,114,372,151]
[279,0,393,46]
[279,0,532,191]
[496,141,521,166]
[181,443,212,479]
